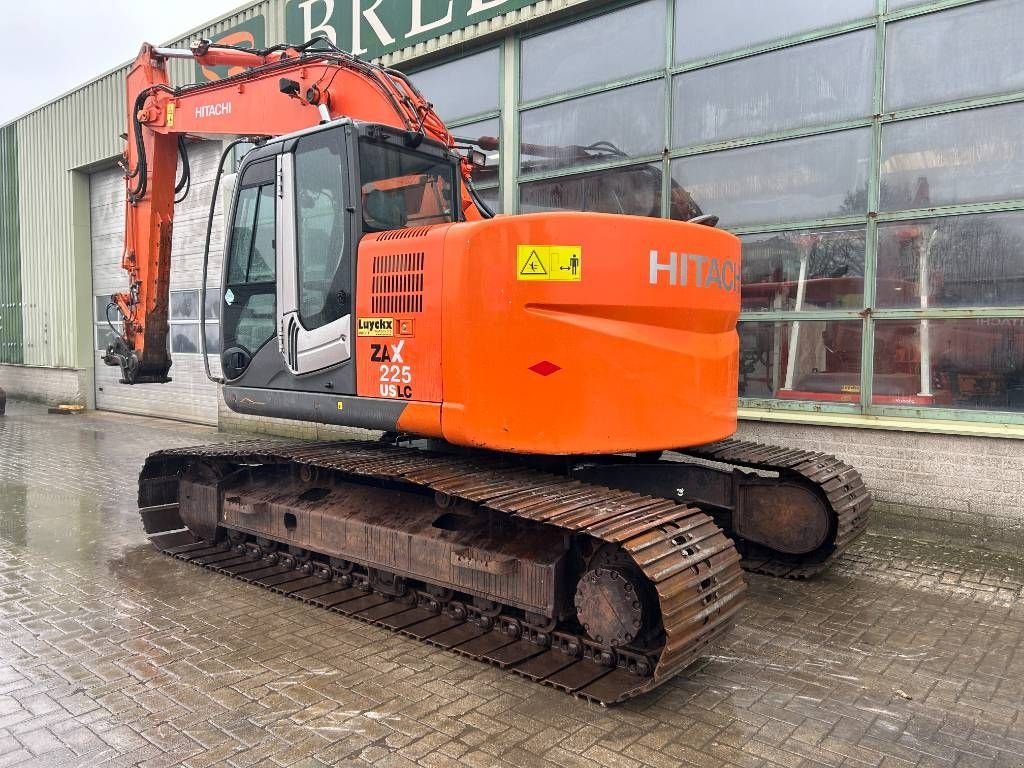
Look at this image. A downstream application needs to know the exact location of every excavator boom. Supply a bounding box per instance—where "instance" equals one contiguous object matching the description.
[105,38,481,384]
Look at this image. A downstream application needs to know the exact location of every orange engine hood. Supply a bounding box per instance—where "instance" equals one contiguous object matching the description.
[437,212,741,454]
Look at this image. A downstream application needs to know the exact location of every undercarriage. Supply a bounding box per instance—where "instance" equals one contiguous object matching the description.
[138,438,869,704]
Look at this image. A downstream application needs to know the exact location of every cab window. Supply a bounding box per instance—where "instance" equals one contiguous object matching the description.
[222,159,276,378]
[359,140,457,231]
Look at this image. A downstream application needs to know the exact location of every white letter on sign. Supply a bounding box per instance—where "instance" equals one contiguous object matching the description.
[467,0,509,15]
[351,0,395,56]
[409,0,453,35]
[299,0,337,45]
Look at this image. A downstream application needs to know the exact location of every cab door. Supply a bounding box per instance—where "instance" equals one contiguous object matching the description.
[277,125,356,376]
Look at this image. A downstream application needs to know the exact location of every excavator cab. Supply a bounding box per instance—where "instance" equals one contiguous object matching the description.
[220,119,459,386]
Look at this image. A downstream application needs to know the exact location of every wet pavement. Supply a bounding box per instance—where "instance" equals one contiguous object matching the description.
[1,399,1023,768]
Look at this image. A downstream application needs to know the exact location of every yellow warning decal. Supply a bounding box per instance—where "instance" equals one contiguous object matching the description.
[516,245,582,282]
[357,317,395,337]
[166,103,175,127]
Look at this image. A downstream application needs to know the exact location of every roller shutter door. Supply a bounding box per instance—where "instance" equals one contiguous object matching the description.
[90,140,224,424]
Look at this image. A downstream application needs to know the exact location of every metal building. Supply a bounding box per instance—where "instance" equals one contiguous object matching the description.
[1,0,1023,536]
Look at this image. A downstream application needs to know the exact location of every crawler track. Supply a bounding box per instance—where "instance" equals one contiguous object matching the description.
[139,439,746,705]
[676,439,872,578]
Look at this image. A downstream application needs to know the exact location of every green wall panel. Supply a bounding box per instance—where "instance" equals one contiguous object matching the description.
[0,123,22,364]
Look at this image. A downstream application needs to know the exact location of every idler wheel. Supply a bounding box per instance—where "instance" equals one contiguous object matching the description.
[575,568,644,648]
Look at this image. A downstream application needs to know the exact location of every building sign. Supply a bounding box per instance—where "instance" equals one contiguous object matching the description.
[195,16,267,82]
[285,0,534,60]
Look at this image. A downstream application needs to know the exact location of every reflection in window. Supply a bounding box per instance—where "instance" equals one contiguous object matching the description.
[223,174,276,372]
[171,324,200,354]
[204,290,220,320]
[407,48,499,122]
[520,81,664,174]
[520,164,663,218]
[885,0,1024,110]
[741,228,866,312]
[453,117,500,189]
[877,213,1024,309]
[739,320,863,402]
[359,140,456,231]
[673,31,874,147]
[170,290,199,320]
[204,324,221,354]
[520,0,664,102]
[475,185,501,214]
[671,129,871,227]
[880,102,1024,211]
[675,0,874,62]
[874,319,1024,411]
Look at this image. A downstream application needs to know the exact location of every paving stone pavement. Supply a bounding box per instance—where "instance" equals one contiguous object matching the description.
[1,400,1023,768]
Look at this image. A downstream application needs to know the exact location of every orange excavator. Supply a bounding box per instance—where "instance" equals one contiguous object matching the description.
[111,38,871,704]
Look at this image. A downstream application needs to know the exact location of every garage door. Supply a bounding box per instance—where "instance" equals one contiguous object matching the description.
[91,140,225,425]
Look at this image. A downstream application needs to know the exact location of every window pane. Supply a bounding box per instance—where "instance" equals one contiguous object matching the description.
[204,290,220,320]
[520,0,664,102]
[249,186,276,282]
[227,186,258,284]
[739,320,863,401]
[227,184,275,285]
[296,131,348,331]
[874,319,1024,411]
[169,290,199,320]
[454,117,500,188]
[520,163,662,217]
[359,141,457,230]
[671,129,871,227]
[95,326,118,352]
[880,103,1024,211]
[223,178,276,371]
[673,31,874,147]
[475,185,501,214]
[225,292,276,357]
[885,0,1024,111]
[675,0,874,62]
[205,323,221,355]
[94,295,124,323]
[876,212,1024,309]
[170,324,200,354]
[520,81,665,174]
[408,48,499,122]
[741,227,866,312]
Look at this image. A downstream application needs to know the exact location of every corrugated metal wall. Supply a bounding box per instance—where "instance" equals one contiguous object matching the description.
[0,0,591,374]
[0,123,21,364]
[15,72,124,368]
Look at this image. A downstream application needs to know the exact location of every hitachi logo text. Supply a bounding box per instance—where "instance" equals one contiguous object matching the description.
[649,250,739,292]
[195,102,232,118]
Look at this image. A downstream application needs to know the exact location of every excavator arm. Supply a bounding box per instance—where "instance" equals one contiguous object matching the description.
[104,38,482,384]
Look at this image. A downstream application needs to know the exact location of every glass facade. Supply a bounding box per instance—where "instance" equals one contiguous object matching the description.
[402,0,1024,425]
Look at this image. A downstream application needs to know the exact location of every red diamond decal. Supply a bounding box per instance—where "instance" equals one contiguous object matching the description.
[528,360,561,377]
